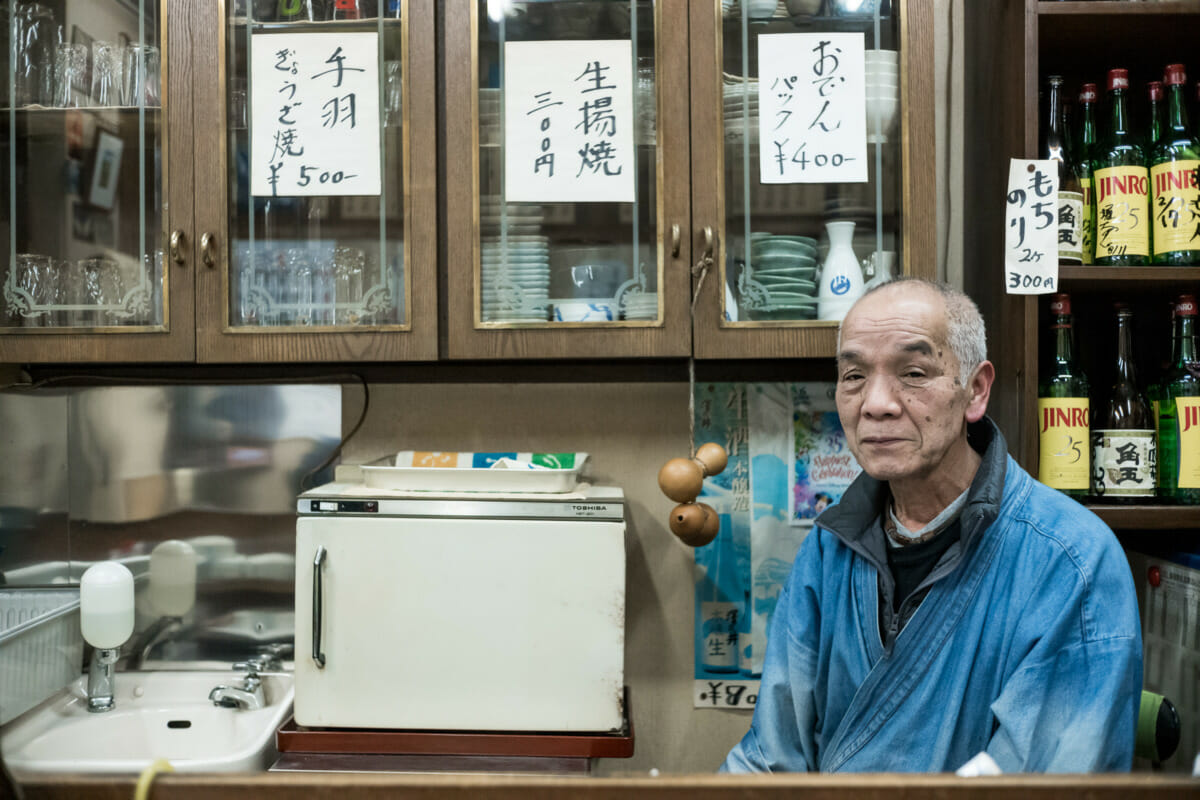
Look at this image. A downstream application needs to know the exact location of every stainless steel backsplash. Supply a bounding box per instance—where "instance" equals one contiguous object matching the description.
[0,384,341,666]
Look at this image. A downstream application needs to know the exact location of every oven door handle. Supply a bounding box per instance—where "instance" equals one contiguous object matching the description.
[312,546,327,669]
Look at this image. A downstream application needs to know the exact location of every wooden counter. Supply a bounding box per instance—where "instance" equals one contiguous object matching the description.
[14,772,1200,800]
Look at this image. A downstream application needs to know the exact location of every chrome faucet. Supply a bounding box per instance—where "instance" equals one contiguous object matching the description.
[208,654,280,711]
[123,615,183,670]
[86,647,120,713]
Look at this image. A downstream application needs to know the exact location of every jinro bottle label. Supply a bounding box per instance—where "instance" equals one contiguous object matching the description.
[1058,191,1083,262]
[1081,178,1095,264]
[1091,429,1156,496]
[1151,160,1200,255]
[1038,398,1090,490]
[1176,397,1200,488]
[1095,166,1151,258]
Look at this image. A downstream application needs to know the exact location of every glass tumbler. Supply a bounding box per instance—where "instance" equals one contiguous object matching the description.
[332,246,365,323]
[90,42,124,106]
[53,43,87,108]
[384,61,402,126]
[122,44,161,107]
[80,257,124,324]
[12,4,60,107]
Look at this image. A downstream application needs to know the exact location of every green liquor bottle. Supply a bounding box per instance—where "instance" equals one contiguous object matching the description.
[1158,295,1200,504]
[1039,293,1091,498]
[1092,305,1156,502]
[1150,64,1200,266]
[1075,83,1099,265]
[1094,69,1151,266]
[1043,76,1083,264]
[1147,81,1165,154]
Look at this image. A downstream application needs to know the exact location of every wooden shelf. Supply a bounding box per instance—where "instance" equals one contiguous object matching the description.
[1058,266,1200,291]
[1084,503,1200,530]
[1038,1,1200,15]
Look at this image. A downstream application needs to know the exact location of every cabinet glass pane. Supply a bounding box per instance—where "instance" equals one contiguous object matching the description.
[721,0,901,325]
[226,2,406,330]
[477,0,658,327]
[2,0,164,331]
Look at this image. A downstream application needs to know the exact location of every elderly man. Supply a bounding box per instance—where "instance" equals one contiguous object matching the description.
[721,278,1141,773]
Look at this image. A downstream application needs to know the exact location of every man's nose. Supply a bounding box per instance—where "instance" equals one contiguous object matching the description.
[861,374,901,418]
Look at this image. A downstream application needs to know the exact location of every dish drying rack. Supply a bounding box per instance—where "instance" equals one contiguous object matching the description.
[0,587,82,725]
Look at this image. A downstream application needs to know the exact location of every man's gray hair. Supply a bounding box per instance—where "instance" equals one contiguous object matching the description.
[838,277,987,386]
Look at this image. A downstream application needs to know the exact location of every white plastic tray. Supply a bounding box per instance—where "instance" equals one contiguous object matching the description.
[0,588,82,725]
[361,456,588,493]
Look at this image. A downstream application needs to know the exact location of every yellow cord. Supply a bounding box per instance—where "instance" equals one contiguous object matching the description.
[133,758,174,800]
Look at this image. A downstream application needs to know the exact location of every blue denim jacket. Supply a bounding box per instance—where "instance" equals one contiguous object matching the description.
[721,420,1142,773]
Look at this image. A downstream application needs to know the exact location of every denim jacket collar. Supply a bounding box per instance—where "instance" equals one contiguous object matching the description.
[816,417,1008,576]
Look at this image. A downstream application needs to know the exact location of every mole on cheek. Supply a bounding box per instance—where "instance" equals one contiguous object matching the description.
[925,416,932,422]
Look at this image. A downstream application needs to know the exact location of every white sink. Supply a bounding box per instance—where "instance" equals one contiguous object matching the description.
[0,670,294,775]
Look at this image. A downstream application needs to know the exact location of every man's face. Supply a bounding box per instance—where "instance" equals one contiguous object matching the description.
[835,285,987,484]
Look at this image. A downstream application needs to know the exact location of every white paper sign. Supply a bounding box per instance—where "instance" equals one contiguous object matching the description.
[250,32,381,197]
[1004,159,1060,294]
[504,40,635,203]
[757,33,867,184]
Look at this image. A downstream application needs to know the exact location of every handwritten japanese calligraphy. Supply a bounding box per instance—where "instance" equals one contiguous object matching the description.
[504,40,634,203]
[757,33,867,184]
[251,32,381,197]
[1004,159,1060,295]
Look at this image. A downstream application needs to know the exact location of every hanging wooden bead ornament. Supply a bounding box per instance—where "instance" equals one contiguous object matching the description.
[658,440,727,548]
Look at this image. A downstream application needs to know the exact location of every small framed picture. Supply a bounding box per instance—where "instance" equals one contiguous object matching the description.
[88,129,124,210]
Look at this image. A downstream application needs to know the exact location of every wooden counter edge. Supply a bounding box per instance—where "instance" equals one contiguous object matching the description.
[14,772,1200,800]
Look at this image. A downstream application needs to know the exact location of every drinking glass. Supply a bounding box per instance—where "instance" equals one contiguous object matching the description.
[230,77,248,129]
[12,4,60,107]
[80,257,124,324]
[11,254,51,326]
[90,42,124,107]
[122,44,161,107]
[53,43,87,108]
[383,61,402,126]
[332,246,365,323]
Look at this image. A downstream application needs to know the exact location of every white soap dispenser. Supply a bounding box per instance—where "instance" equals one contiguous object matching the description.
[80,561,134,712]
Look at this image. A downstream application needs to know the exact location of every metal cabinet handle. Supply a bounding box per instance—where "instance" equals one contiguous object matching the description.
[312,546,327,669]
[169,230,187,265]
[670,223,681,258]
[200,232,217,269]
[700,226,715,260]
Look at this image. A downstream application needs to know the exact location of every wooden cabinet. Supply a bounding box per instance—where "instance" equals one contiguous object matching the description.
[965,0,1200,528]
[1,0,935,366]
[0,0,438,365]
[445,0,936,361]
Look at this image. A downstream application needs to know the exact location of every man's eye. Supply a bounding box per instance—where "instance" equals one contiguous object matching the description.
[840,373,863,383]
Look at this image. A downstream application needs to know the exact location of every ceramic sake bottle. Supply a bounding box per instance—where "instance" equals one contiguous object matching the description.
[817,221,865,322]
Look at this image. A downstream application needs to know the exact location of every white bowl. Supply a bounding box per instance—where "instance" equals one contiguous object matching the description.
[552,299,616,322]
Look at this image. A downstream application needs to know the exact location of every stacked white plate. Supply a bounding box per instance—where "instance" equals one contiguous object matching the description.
[481,234,550,323]
[622,291,658,321]
[479,88,501,145]
[480,197,545,235]
[722,79,759,141]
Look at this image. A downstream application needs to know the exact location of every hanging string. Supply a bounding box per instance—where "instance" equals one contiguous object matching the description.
[687,243,713,459]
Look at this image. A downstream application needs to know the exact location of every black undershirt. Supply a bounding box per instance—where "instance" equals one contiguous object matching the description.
[885,519,961,611]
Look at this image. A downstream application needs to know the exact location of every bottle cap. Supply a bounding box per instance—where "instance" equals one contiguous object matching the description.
[1047,74,1064,87]
[1050,293,1071,315]
[1107,69,1129,91]
[1178,295,1197,317]
[1079,83,1098,103]
[1148,81,1164,101]
[1165,64,1188,87]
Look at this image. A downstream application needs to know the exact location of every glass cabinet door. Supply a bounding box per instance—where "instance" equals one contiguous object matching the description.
[690,0,935,359]
[445,0,692,359]
[192,0,436,362]
[0,0,191,362]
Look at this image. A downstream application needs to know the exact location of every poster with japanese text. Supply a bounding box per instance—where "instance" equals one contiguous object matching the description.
[758,33,867,184]
[1003,159,1060,294]
[250,32,381,197]
[692,383,754,709]
[692,382,854,707]
[504,40,635,203]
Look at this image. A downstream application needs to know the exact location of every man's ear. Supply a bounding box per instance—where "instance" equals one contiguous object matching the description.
[964,361,995,423]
